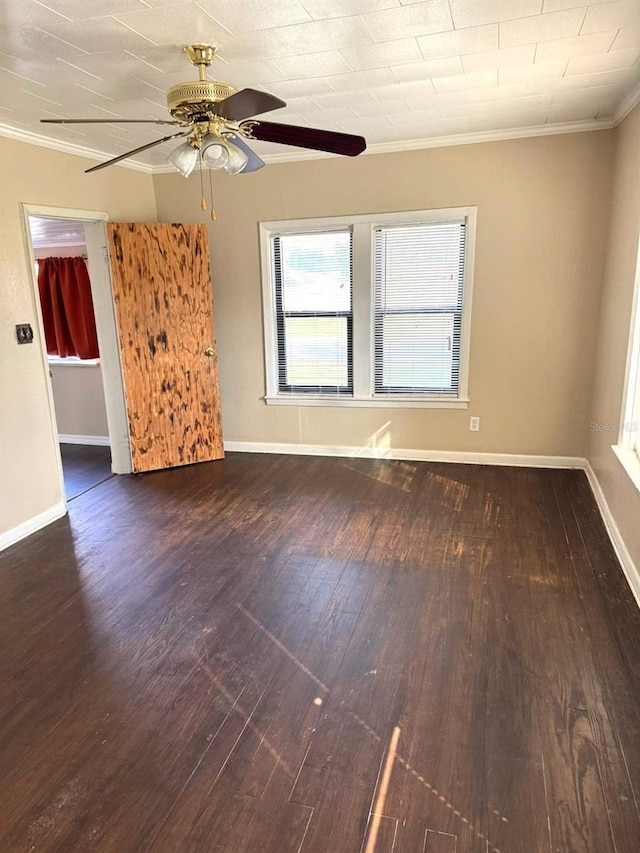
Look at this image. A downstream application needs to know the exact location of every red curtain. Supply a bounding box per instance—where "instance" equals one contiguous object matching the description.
[38,257,99,359]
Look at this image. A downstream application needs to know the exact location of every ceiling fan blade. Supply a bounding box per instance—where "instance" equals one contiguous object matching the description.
[85,132,186,174]
[227,135,265,174]
[216,88,286,122]
[41,118,181,125]
[245,121,366,157]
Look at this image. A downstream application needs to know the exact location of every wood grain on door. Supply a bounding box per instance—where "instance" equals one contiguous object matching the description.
[107,222,224,472]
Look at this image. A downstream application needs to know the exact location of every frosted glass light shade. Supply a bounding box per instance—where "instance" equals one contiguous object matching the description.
[167,141,198,177]
[224,139,249,175]
[201,136,229,169]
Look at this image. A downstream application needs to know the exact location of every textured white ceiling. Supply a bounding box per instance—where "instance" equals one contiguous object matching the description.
[0,0,639,171]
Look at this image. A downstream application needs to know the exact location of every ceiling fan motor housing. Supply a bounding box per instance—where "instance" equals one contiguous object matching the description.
[167,79,237,122]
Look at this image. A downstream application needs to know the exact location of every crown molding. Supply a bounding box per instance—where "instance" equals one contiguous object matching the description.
[351,117,616,159]
[1,113,624,177]
[614,81,640,125]
[0,123,155,174]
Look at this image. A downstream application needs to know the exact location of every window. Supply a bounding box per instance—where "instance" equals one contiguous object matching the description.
[374,222,466,396]
[260,208,476,408]
[613,235,640,490]
[36,256,100,361]
[623,348,640,460]
[273,230,352,395]
[34,259,100,366]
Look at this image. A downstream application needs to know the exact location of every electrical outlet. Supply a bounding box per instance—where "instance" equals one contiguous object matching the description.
[469,416,480,432]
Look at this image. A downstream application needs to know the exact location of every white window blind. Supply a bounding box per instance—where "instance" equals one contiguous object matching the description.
[273,230,353,395]
[374,221,466,396]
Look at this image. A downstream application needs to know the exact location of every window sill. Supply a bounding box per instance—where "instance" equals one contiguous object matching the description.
[265,395,469,409]
[48,357,100,367]
[612,444,640,494]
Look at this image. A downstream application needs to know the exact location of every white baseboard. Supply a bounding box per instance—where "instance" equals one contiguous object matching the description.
[59,434,110,446]
[223,440,585,469]
[0,501,66,552]
[584,461,640,608]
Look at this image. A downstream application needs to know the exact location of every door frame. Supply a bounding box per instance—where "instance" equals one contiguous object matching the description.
[21,204,133,486]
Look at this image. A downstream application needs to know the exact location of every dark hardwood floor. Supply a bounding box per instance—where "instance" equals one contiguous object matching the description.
[60,443,114,500]
[1,453,639,852]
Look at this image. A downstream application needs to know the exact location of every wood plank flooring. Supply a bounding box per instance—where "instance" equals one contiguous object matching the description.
[60,443,114,500]
[1,453,639,852]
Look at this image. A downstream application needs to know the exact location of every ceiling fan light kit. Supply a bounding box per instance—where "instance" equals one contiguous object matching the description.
[201,137,230,170]
[166,140,199,178]
[40,43,367,219]
[223,140,249,175]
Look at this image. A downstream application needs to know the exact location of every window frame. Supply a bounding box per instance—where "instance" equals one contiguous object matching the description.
[259,207,476,409]
[613,234,640,492]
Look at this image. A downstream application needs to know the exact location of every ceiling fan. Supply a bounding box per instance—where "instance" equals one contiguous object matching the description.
[41,44,367,194]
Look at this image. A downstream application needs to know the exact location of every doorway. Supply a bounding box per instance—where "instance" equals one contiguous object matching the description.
[22,204,133,509]
[29,215,112,499]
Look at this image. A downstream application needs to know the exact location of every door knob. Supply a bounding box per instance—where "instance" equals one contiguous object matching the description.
[204,347,215,357]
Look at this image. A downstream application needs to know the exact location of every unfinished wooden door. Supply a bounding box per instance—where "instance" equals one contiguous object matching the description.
[107,222,223,473]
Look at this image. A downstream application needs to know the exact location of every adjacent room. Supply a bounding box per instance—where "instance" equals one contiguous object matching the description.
[1,1,639,851]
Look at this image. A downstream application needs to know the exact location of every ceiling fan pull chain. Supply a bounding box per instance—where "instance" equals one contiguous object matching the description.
[199,148,207,212]
[208,168,216,221]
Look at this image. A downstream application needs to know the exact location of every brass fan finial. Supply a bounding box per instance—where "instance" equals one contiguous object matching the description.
[184,44,217,81]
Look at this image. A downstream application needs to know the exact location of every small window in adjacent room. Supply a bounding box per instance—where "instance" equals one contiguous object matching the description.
[260,208,476,409]
[36,255,100,364]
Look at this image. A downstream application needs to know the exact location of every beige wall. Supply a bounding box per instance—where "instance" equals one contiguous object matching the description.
[588,105,640,570]
[154,130,614,458]
[0,137,156,537]
[50,364,109,438]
